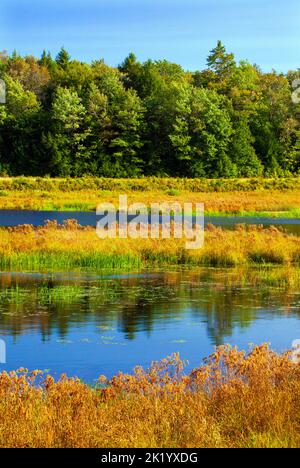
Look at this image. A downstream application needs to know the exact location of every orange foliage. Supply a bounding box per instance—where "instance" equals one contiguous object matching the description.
[0,345,299,448]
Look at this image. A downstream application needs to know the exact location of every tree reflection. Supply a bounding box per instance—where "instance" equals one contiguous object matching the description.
[0,269,299,346]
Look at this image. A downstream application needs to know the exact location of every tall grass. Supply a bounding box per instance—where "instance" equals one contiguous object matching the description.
[0,252,141,270]
[0,345,299,448]
[0,222,300,270]
[0,176,299,215]
[0,176,299,192]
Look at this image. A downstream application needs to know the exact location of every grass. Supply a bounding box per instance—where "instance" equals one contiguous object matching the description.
[0,345,299,448]
[0,221,300,271]
[0,251,142,270]
[207,208,300,218]
[1,178,299,449]
[231,265,300,288]
[0,176,299,216]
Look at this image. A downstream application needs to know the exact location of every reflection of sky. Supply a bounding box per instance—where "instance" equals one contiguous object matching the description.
[1,0,299,72]
[1,312,300,383]
[0,270,299,382]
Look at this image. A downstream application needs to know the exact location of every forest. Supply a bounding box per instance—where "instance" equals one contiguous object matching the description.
[0,41,299,178]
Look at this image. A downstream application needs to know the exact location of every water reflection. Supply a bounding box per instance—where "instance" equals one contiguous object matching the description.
[0,268,299,381]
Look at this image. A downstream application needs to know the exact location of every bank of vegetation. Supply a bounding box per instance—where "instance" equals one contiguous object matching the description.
[1,221,300,270]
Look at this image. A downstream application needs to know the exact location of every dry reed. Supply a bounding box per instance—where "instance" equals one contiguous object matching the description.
[0,345,299,448]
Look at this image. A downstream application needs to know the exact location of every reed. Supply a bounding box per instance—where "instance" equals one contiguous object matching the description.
[0,251,142,270]
[0,345,299,448]
[0,222,299,270]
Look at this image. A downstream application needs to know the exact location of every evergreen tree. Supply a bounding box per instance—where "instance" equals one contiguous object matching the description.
[207,41,236,77]
[230,117,263,176]
[56,47,71,70]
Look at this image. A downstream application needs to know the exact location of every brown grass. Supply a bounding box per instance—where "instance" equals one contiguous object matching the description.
[0,221,300,269]
[0,177,299,215]
[0,345,299,448]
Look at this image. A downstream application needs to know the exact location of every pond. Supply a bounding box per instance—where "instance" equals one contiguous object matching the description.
[0,209,300,235]
[0,268,299,382]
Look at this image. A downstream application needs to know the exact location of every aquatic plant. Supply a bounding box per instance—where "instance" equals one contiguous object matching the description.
[0,222,300,270]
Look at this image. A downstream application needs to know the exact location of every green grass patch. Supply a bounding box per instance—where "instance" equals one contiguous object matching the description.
[0,251,143,271]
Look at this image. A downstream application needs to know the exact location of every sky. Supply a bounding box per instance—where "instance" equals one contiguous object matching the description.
[0,0,299,72]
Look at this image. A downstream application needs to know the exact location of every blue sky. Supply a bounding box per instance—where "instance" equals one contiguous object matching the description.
[1,0,299,71]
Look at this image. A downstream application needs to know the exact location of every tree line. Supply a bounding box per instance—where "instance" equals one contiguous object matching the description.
[0,42,299,178]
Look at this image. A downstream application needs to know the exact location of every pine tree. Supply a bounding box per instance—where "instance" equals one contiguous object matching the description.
[56,47,71,69]
[207,41,236,77]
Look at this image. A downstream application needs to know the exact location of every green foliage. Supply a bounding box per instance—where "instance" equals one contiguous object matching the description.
[0,43,299,178]
[207,40,236,77]
[229,117,263,176]
[55,47,71,69]
[44,86,90,176]
[0,175,298,193]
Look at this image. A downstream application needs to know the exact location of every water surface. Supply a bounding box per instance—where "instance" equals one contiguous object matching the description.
[0,209,299,235]
[0,269,299,382]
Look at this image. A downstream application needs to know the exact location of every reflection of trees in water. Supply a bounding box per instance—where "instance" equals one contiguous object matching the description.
[0,269,299,344]
[196,287,259,346]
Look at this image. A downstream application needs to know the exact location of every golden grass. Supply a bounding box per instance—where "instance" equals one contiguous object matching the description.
[0,345,299,448]
[0,221,300,269]
[0,177,300,215]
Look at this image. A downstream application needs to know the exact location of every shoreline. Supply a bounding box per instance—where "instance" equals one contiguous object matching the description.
[0,345,299,448]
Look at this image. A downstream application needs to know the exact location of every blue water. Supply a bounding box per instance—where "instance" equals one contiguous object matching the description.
[0,210,299,381]
[0,269,299,382]
[0,209,299,234]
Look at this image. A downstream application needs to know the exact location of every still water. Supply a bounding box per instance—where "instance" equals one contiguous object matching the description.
[0,269,299,382]
[0,209,300,235]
